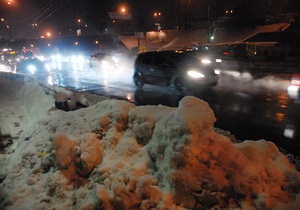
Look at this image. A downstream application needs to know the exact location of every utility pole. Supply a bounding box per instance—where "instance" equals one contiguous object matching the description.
[207,5,210,43]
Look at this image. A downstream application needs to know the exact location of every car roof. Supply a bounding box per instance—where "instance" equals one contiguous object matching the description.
[137,50,203,65]
[138,50,191,57]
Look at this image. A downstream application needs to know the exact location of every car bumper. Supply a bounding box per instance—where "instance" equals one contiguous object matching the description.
[186,76,218,88]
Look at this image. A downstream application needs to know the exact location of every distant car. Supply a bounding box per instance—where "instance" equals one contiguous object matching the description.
[287,72,300,101]
[88,52,117,69]
[1,50,20,65]
[16,58,46,75]
[133,51,218,92]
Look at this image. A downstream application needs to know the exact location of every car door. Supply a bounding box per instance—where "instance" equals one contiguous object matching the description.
[138,52,164,85]
[136,53,154,83]
[148,53,176,85]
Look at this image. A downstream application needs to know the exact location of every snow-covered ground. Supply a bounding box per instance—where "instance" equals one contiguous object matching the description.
[0,71,300,210]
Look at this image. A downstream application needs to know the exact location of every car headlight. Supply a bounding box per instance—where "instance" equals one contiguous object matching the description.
[187,70,205,78]
[201,59,211,64]
[101,60,109,66]
[214,69,221,75]
[112,56,119,64]
[27,64,36,74]
[216,59,222,63]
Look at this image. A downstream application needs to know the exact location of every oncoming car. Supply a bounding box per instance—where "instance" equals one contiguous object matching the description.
[88,52,117,69]
[0,49,20,65]
[133,51,218,92]
[16,58,46,75]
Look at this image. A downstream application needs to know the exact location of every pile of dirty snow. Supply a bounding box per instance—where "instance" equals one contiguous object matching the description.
[0,72,299,210]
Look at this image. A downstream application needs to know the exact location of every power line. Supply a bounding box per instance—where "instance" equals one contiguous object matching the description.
[12,0,71,41]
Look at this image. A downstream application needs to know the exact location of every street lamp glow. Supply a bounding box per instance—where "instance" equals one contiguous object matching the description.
[154,12,161,17]
[121,7,126,13]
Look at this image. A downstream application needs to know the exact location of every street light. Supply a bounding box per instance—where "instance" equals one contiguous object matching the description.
[154,11,162,31]
[0,18,12,40]
[154,12,161,17]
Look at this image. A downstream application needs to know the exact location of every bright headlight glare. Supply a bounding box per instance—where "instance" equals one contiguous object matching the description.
[288,85,300,92]
[101,60,109,66]
[187,71,205,78]
[28,64,36,74]
[201,59,211,64]
[214,69,221,75]
[77,55,84,63]
[112,56,119,63]
[216,59,222,63]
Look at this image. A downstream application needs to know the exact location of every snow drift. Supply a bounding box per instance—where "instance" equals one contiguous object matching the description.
[0,72,299,210]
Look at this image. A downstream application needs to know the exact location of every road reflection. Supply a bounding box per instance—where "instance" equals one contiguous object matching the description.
[5,60,298,157]
[132,83,299,157]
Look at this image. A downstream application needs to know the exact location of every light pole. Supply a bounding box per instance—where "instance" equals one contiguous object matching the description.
[207,5,210,43]
[154,12,162,31]
[206,4,215,44]
[77,18,82,36]
[119,5,129,33]
[6,25,12,40]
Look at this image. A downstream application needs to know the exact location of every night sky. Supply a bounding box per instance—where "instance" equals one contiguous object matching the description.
[0,0,299,40]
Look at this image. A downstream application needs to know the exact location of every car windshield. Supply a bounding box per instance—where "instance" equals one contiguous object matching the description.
[169,53,200,66]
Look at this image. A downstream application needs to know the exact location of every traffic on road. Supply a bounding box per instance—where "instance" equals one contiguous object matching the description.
[1,48,298,158]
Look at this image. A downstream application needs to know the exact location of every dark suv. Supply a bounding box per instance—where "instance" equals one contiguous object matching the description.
[133,51,218,91]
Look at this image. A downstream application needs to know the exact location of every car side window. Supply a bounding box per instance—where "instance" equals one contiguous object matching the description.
[141,54,153,65]
[154,54,173,67]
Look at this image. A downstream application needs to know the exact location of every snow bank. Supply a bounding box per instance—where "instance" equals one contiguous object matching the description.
[0,72,299,209]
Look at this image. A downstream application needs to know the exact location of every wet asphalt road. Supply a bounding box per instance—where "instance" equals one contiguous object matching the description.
[29,61,300,157]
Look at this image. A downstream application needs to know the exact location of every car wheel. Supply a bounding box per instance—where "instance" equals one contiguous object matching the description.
[174,78,189,92]
[134,72,144,87]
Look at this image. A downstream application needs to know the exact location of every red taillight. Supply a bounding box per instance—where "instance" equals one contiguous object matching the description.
[223,52,229,55]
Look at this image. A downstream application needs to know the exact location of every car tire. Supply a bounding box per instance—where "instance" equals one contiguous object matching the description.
[133,72,144,87]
